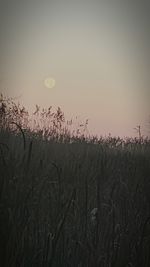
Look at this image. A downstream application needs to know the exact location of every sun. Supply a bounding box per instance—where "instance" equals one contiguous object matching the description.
[44,77,56,89]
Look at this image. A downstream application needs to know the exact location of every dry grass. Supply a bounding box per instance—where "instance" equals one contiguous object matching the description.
[0,94,150,266]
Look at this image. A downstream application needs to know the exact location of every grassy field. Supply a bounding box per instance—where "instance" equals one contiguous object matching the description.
[0,128,150,267]
[0,95,150,266]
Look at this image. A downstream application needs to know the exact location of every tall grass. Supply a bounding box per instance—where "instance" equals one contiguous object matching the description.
[0,94,150,266]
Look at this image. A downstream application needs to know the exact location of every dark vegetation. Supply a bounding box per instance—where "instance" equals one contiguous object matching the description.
[0,94,150,267]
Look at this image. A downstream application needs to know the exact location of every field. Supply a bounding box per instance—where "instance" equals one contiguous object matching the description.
[0,96,150,267]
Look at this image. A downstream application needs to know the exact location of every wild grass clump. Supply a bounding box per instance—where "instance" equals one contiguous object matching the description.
[0,94,150,266]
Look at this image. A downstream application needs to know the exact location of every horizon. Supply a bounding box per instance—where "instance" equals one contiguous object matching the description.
[1,93,149,139]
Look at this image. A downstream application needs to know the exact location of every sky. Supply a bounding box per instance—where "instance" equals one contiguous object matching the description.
[0,0,150,137]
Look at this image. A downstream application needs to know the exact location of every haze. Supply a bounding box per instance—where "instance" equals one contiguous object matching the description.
[0,0,150,137]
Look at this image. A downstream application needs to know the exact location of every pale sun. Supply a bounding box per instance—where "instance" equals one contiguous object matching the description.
[44,77,56,89]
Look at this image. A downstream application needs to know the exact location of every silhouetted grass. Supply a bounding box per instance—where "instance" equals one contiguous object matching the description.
[0,94,150,266]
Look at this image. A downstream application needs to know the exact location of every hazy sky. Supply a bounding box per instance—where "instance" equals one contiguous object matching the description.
[0,0,150,137]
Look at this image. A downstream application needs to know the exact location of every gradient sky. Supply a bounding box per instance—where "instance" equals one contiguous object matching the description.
[0,0,150,137]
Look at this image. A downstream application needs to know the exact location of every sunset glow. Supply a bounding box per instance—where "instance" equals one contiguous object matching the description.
[0,1,149,137]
